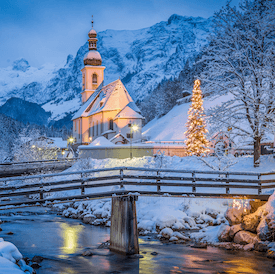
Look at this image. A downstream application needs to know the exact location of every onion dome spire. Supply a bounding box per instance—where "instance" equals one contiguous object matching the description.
[84,16,102,66]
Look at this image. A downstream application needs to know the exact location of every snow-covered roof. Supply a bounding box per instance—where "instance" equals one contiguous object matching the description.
[88,136,115,147]
[114,105,144,120]
[109,133,130,143]
[72,79,143,120]
[49,138,67,149]
[72,83,103,120]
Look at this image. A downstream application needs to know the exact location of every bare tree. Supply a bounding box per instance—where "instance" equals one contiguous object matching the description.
[200,0,275,166]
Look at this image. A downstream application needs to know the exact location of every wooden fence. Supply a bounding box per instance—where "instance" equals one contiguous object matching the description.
[0,158,77,178]
[0,166,274,208]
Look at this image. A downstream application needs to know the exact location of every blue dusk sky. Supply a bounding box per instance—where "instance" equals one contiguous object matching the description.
[0,0,240,68]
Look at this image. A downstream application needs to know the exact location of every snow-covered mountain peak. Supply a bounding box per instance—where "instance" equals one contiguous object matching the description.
[167,14,206,25]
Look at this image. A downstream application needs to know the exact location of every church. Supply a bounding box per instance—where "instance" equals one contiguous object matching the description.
[72,20,144,145]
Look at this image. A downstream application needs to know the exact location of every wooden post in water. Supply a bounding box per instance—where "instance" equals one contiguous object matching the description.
[110,195,139,255]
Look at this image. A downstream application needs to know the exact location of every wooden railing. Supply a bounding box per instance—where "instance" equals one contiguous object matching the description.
[0,158,77,166]
[0,158,77,178]
[0,167,274,207]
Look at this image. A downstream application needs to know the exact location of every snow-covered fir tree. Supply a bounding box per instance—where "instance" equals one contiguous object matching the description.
[185,79,209,156]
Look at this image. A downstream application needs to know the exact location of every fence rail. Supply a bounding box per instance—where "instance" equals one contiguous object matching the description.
[0,158,77,178]
[0,158,77,166]
[0,166,274,208]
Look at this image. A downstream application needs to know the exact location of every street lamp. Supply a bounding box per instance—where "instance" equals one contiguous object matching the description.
[130,124,139,159]
[68,137,74,144]
[67,137,75,158]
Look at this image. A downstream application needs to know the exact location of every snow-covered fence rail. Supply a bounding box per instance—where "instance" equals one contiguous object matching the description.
[0,158,77,166]
[0,158,77,178]
[0,166,273,208]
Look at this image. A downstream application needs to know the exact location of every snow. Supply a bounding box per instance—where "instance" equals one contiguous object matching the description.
[143,92,274,146]
[0,62,57,106]
[42,96,81,121]
[50,137,67,148]
[0,238,33,273]
[0,257,25,274]
[142,93,233,141]
[190,225,221,243]
[84,136,115,147]
[115,105,144,119]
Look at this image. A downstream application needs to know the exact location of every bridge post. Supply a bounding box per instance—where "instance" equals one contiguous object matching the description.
[226,173,230,194]
[39,177,43,200]
[192,172,196,193]
[120,169,124,189]
[81,173,85,195]
[110,194,139,255]
[157,171,161,192]
[258,175,262,195]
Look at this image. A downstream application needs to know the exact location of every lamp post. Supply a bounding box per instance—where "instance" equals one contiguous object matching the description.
[67,137,75,158]
[130,124,139,159]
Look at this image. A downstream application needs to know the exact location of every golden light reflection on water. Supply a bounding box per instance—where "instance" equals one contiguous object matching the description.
[61,268,77,274]
[60,223,83,254]
[183,253,260,274]
[223,259,259,274]
[138,239,158,274]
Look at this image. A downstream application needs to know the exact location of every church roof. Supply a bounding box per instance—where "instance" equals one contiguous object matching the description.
[72,79,143,120]
[114,105,144,120]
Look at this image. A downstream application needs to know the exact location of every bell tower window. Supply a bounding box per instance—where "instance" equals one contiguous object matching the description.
[92,74,97,84]
[82,74,85,90]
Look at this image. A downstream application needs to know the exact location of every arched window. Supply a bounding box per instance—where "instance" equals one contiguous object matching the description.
[109,119,114,130]
[92,74,97,84]
[82,74,85,90]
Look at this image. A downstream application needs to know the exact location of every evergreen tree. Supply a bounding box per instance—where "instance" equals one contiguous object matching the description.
[185,80,209,156]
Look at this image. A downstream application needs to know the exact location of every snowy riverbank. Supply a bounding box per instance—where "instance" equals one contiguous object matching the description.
[47,155,275,257]
[0,237,34,274]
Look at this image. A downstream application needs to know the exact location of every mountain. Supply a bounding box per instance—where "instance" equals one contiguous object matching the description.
[0,97,51,126]
[0,14,212,126]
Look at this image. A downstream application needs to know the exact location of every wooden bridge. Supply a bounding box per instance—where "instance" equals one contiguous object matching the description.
[0,158,77,178]
[0,166,274,208]
[0,166,274,255]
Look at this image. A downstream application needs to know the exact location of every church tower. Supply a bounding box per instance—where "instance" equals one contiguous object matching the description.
[81,17,105,103]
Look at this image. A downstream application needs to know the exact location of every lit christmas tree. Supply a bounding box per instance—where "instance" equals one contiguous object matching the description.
[185,79,209,156]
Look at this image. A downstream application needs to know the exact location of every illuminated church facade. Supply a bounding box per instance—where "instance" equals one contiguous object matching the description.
[72,20,144,145]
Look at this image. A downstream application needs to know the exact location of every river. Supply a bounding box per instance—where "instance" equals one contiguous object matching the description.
[0,207,274,274]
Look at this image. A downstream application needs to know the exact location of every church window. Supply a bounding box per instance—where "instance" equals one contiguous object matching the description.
[89,125,92,138]
[92,74,97,84]
[127,133,133,139]
[109,119,114,130]
[78,120,81,139]
[82,74,85,90]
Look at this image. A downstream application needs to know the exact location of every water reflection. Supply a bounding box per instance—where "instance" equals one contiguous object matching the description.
[223,259,259,274]
[1,214,274,274]
[60,223,83,254]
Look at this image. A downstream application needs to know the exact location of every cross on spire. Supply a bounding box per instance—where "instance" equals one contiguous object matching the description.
[91,15,94,28]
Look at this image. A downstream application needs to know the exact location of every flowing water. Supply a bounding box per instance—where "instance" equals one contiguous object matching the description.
[0,207,274,274]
